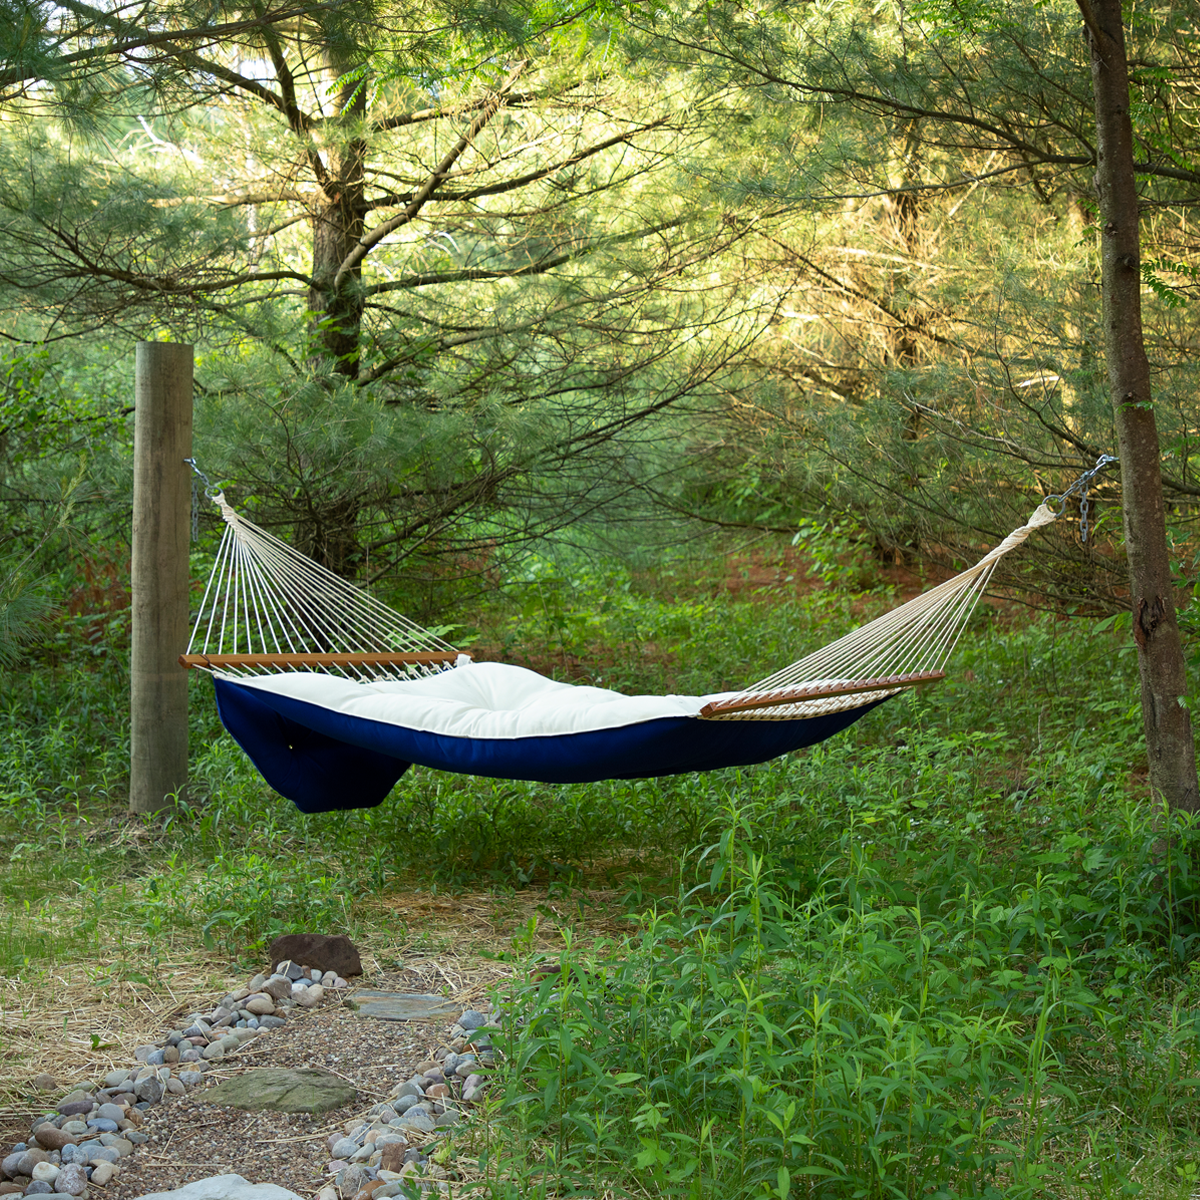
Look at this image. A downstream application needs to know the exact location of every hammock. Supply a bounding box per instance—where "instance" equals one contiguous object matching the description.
[180,485,1078,814]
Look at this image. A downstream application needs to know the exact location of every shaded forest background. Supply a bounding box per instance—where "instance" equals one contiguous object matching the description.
[2,0,1198,635]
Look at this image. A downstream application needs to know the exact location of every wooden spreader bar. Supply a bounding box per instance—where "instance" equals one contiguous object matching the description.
[699,670,946,718]
[179,651,466,670]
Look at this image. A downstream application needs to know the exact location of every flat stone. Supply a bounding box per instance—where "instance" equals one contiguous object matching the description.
[203,1068,356,1114]
[269,933,362,978]
[245,994,275,1016]
[347,992,460,1021]
[129,1175,306,1200]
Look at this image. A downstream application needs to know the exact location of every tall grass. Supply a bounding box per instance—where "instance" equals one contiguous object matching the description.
[1,554,1198,1194]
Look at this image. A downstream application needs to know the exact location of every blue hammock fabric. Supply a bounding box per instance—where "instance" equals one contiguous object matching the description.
[211,663,887,814]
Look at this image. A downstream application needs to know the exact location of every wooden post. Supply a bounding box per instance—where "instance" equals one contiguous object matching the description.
[130,341,193,815]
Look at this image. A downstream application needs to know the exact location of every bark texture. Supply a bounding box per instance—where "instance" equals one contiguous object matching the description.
[1081,0,1199,811]
[308,39,367,377]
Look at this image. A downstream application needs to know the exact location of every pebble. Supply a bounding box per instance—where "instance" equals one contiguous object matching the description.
[17,1149,50,1174]
[31,1128,74,1152]
[90,1161,117,1186]
[396,1110,436,1133]
[295,983,324,1008]
[54,1164,88,1196]
[0,959,498,1198]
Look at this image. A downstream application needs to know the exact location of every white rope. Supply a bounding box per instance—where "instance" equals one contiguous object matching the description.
[187,494,1060,706]
[187,494,457,681]
[709,504,1058,719]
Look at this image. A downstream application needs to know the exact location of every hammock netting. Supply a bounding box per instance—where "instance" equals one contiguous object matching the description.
[183,492,1059,813]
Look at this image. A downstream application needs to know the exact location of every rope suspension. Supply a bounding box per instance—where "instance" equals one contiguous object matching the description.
[180,492,464,682]
[181,457,1115,718]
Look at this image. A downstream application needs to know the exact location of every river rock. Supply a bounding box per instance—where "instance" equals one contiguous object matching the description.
[294,984,324,1008]
[395,1110,436,1133]
[378,1143,407,1173]
[17,1149,50,1175]
[90,1161,118,1186]
[31,1127,75,1152]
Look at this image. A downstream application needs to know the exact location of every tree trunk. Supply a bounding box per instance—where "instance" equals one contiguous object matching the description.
[1080,0,1199,812]
[309,41,367,377]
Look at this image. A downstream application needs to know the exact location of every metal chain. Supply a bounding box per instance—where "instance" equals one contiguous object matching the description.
[1043,453,1119,543]
[185,458,221,543]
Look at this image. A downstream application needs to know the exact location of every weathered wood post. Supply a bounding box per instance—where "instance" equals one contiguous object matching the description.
[129,341,193,815]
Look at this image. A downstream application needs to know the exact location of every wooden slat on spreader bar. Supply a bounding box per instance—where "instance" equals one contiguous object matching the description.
[698,670,946,718]
[179,651,466,670]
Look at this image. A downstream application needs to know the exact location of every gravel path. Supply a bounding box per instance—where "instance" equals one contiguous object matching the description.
[110,996,437,1199]
[4,962,510,1200]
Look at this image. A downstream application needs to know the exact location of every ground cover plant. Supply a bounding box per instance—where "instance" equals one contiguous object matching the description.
[0,549,1199,1197]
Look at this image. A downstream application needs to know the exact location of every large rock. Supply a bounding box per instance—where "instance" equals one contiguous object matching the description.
[268,934,361,977]
[203,1068,356,1114]
[131,1176,306,1200]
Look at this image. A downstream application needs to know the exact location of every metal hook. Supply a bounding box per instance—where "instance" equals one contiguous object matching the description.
[1043,454,1118,540]
[184,457,222,500]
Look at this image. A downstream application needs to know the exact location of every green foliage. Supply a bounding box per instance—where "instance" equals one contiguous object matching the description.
[0,558,51,669]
